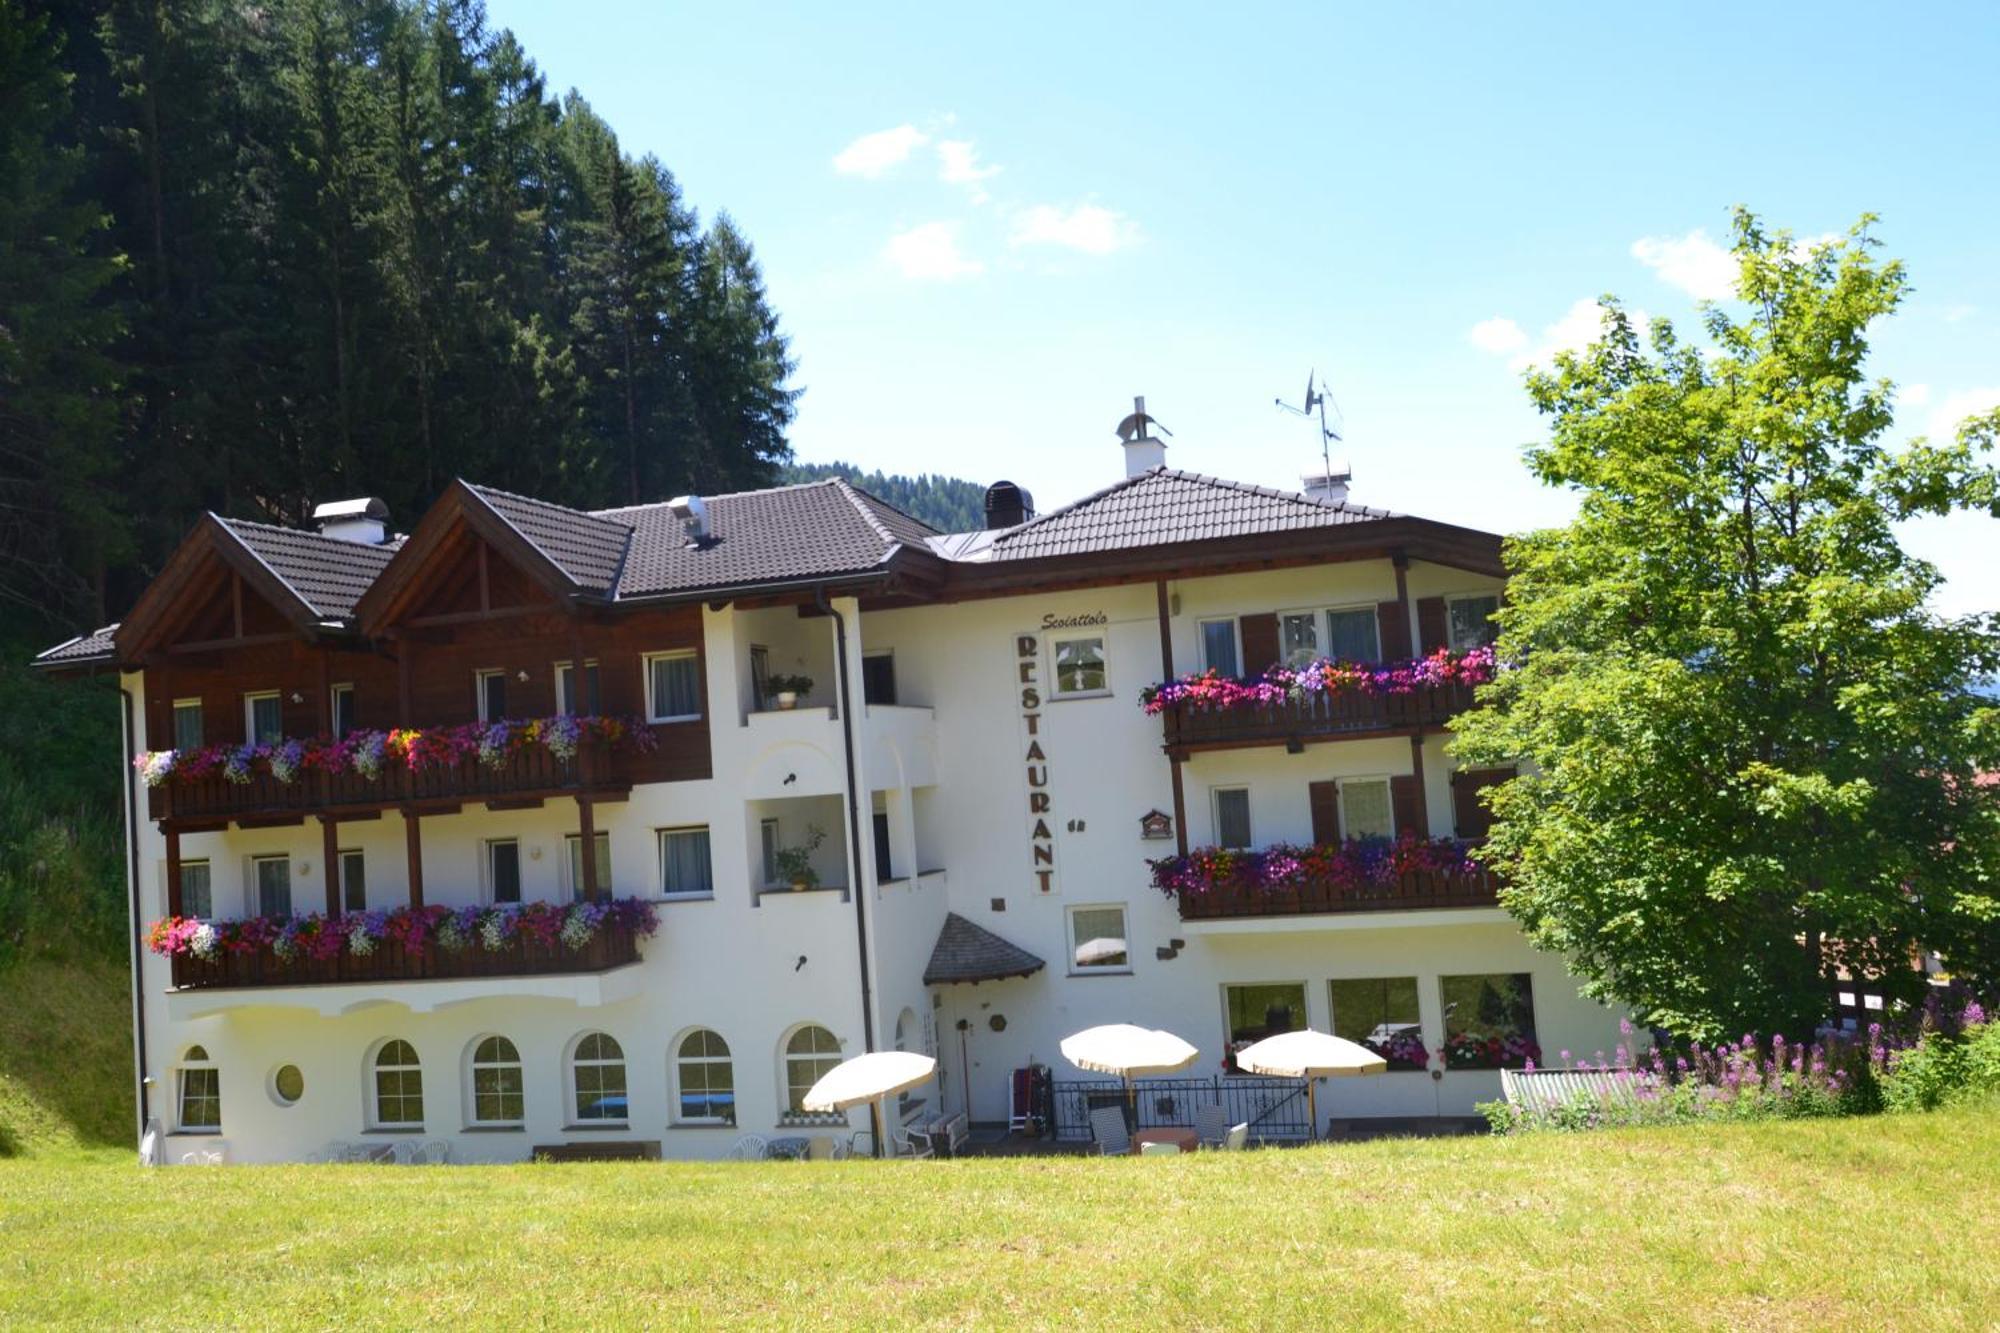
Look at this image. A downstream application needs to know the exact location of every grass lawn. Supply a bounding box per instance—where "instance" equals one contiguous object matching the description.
[0,1107,1994,1329]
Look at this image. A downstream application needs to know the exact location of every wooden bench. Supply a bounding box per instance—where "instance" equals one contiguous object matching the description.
[532,1140,661,1163]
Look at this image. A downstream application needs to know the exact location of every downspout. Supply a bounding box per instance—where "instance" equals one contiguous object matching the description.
[119,684,151,1147]
[815,588,880,1155]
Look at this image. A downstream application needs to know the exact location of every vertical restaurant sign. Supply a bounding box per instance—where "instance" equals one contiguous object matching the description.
[1016,632,1057,894]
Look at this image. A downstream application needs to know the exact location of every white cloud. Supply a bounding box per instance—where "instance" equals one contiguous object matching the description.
[882,221,982,281]
[1631,228,1738,301]
[1927,387,2000,443]
[936,140,1000,202]
[834,125,930,179]
[1901,383,1932,410]
[1468,317,1527,355]
[1009,203,1136,254]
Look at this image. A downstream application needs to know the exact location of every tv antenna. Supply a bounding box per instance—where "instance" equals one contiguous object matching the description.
[1275,370,1343,479]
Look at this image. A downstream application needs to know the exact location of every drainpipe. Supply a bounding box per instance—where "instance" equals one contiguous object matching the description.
[119,684,151,1146]
[815,588,880,1155]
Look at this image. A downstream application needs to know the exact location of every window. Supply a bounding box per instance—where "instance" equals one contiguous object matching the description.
[177,1046,220,1131]
[1446,594,1501,652]
[783,1025,842,1115]
[570,1032,627,1123]
[862,651,897,705]
[1339,778,1394,841]
[338,849,366,913]
[1324,607,1380,663]
[244,691,282,745]
[172,698,204,751]
[1068,904,1130,973]
[1051,634,1107,696]
[1213,787,1252,849]
[1199,620,1239,676]
[555,660,600,716]
[1330,977,1425,1069]
[658,827,713,898]
[250,855,291,916]
[272,1064,304,1106]
[645,650,701,721]
[177,859,212,919]
[1440,973,1538,1070]
[468,1036,524,1127]
[485,839,521,905]
[475,669,507,723]
[1223,982,1307,1070]
[872,809,892,881]
[370,1039,424,1129]
[750,645,770,710]
[329,683,356,740]
[565,831,612,901]
[1280,612,1318,666]
[759,818,781,886]
[674,1029,735,1125]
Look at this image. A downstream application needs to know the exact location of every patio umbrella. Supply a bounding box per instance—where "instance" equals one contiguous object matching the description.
[1071,936,1129,967]
[1059,1023,1200,1111]
[803,1051,938,1158]
[1232,1029,1386,1141]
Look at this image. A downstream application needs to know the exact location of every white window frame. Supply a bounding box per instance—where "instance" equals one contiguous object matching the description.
[176,1046,220,1133]
[759,817,781,887]
[474,668,508,723]
[1211,786,1253,849]
[1278,609,1320,667]
[1338,776,1396,841]
[337,848,366,913]
[643,650,703,723]
[657,825,715,900]
[749,644,771,710]
[568,1031,629,1126]
[1197,618,1241,676]
[173,858,212,919]
[672,1027,736,1126]
[482,838,522,905]
[562,830,612,902]
[247,853,291,917]
[554,659,599,716]
[780,1023,844,1119]
[329,682,356,739]
[464,1034,525,1129]
[1048,632,1110,699]
[1066,902,1132,976]
[171,697,204,750]
[1321,603,1382,663]
[243,690,282,745]
[368,1038,425,1131]
[1444,592,1501,653]
[861,649,897,706]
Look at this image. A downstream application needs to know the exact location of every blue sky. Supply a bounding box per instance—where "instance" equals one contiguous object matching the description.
[488,2,1999,612]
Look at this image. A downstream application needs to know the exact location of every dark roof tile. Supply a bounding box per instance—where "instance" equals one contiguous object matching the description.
[220,518,398,620]
[467,485,632,595]
[923,912,1046,985]
[32,624,118,667]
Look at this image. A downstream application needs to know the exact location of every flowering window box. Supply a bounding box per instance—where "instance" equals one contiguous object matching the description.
[1142,648,1496,751]
[1153,836,1500,921]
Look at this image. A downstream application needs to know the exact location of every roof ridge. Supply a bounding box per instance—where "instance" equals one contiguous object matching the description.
[828,476,896,546]
[842,481,942,536]
[211,513,331,619]
[468,481,634,534]
[1158,467,1397,519]
[590,477,845,518]
[218,514,401,552]
[986,467,1166,545]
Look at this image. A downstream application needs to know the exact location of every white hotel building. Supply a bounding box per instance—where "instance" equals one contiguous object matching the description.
[38,412,1625,1162]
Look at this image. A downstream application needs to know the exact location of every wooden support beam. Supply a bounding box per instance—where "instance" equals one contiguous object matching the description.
[485,797,545,812]
[1393,550,1416,658]
[404,809,424,907]
[231,814,306,830]
[1407,734,1431,838]
[578,795,599,902]
[165,826,183,917]
[321,816,340,914]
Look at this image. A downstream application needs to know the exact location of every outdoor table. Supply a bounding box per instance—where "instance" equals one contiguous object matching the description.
[765,1136,812,1160]
[1131,1126,1200,1154]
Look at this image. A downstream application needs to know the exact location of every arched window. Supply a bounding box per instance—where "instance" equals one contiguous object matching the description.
[673,1029,735,1125]
[370,1039,424,1129]
[783,1024,842,1116]
[177,1045,220,1132]
[468,1036,523,1127]
[570,1032,627,1123]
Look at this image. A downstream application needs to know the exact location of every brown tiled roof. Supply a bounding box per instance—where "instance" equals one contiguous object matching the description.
[32,624,119,667]
[219,518,398,620]
[970,467,1394,562]
[595,478,936,598]
[923,912,1046,985]
[467,485,632,595]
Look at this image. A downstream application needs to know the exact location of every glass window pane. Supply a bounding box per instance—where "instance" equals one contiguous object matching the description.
[173,703,204,751]
[179,1066,220,1130]
[1448,596,1500,652]
[179,861,212,919]
[1342,780,1393,840]
[489,842,520,904]
[760,820,780,884]
[1053,637,1106,694]
[1200,621,1239,676]
[1330,977,1423,1067]
[1280,613,1318,666]
[255,858,291,916]
[331,687,356,739]
[661,829,713,896]
[1215,789,1251,849]
[862,654,896,705]
[1070,907,1128,970]
[340,851,366,912]
[567,833,611,897]
[651,655,701,719]
[1440,973,1537,1069]
[1224,983,1307,1063]
[1325,609,1380,663]
[249,695,282,744]
[479,672,507,722]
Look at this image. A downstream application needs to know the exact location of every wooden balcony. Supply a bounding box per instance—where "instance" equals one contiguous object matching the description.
[166,915,643,991]
[148,739,628,826]
[1161,682,1478,756]
[1174,865,1500,922]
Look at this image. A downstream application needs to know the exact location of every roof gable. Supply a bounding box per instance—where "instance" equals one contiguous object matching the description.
[923,912,1046,985]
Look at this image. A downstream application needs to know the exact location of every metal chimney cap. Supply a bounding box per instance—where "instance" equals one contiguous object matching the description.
[310,497,389,522]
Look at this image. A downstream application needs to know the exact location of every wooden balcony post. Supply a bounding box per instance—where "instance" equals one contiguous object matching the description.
[577,794,598,902]
[1406,735,1431,838]
[1392,551,1417,658]
[165,826,183,917]
[321,815,340,914]
[404,808,424,907]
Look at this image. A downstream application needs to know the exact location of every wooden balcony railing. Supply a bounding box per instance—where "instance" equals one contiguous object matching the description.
[1161,682,1478,754]
[167,914,643,991]
[1174,864,1500,922]
[149,739,623,824]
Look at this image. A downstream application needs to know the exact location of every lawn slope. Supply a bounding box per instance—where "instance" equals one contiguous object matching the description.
[0,1106,1993,1329]
[0,954,132,1158]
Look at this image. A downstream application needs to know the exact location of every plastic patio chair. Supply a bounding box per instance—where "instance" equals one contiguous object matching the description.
[1222,1122,1250,1151]
[727,1134,769,1161]
[1090,1104,1132,1156]
[1139,1140,1181,1156]
[418,1140,451,1165]
[1194,1101,1230,1149]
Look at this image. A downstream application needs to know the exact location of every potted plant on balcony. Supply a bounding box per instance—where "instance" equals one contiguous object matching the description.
[767,673,813,710]
[773,825,827,891]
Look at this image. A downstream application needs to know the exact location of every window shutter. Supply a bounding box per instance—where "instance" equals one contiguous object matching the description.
[1451,767,1515,839]
[1375,600,1409,661]
[1416,597,1448,655]
[1308,780,1341,844]
[1390,774,1425,838]
[1238,613,1280,673]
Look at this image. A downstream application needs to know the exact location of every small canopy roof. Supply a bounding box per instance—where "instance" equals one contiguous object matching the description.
[802,1051,938,1113]
[924,912,1045,985]
[1059,1024,1199,1078]
[1233,1030,1387,1079]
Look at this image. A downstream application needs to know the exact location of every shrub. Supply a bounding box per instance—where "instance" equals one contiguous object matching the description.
[1880,1017,1999,1113]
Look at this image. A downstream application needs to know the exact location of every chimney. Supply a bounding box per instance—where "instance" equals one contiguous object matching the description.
[1300,467,1351,506]
[311,497,390,545]
[983,480,1034,529]
[667,494,712,545]
[1114,395,1170,478]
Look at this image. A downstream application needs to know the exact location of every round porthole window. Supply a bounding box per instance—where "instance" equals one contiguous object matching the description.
[988,1014,1007,1033]
[271,1064,305,1106]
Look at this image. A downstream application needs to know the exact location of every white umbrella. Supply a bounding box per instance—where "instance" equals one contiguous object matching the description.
[1233,1029,1386,1140]
[1072,936,1129,967]
[1060,1023,1200,1117]
[803,1051,937,1158]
